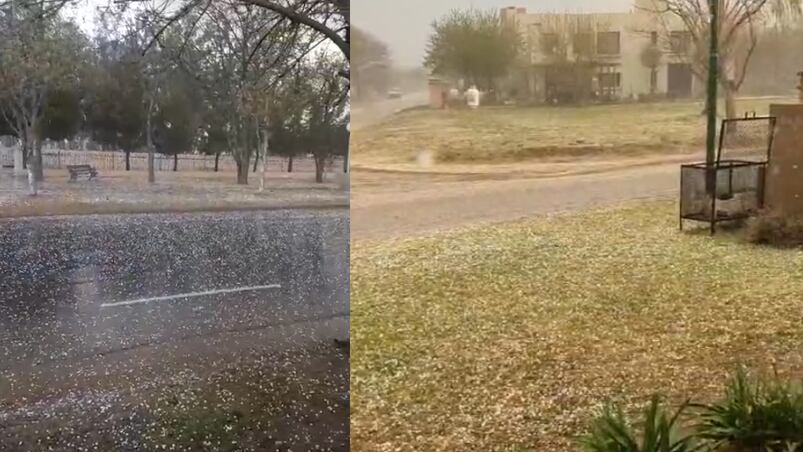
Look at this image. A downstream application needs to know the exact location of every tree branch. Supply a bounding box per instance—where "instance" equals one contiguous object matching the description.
[240,0,349,58]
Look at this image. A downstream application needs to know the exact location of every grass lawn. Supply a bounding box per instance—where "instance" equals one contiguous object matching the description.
[351,97,793,167]
[351,201,803,451]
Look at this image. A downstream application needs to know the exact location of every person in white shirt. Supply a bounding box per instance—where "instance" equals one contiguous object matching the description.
[465,85,480,109]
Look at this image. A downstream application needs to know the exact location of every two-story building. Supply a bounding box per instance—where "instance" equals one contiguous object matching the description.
[501,0,698,103]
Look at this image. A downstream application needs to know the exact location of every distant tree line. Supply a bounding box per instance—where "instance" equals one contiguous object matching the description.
[0,0,349,186]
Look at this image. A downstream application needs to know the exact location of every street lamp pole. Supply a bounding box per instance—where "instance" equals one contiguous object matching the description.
[705,0,719,194]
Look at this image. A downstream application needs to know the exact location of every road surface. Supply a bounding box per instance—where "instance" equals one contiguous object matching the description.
[0,208,349,451]
[351,162,680,240]
[351,90,429,130]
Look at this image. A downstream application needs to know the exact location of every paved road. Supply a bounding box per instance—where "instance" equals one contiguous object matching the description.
[351,162,679,240]
[0,208,349,450]
[351,91,429,130]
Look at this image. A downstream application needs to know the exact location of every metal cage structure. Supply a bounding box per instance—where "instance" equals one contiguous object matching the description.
[679,115,776,234]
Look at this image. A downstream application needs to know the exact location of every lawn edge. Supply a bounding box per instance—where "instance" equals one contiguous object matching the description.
[0,200,349,221]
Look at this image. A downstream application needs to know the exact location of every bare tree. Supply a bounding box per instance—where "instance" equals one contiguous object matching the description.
[303,52,347,183]
[742,21,803,94]
[113,0,349,76]
[534,14,610,103]
[0,2,86,193]
[243,0,348,58]
[157,1,322,185]
[351,26,391,101]
[640,40,663,96]
[643,0,800,118]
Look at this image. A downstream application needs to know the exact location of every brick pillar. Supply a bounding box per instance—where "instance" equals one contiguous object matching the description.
[798,71,803,102]
[766,104,803,217]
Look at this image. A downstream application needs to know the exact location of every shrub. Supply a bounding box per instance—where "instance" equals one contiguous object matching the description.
[694,369,803,451]
[578,371,803,452]
[578,395,699,452]
[745,214,803,247]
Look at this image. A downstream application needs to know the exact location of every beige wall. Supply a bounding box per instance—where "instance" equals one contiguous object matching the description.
[502,4,694,101]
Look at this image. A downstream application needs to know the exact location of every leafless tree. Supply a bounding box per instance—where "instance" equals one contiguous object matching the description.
[642,0,800,118]
[153,0,322,185]
[0,1,86,192]
[351,26,391,101]
[303,52,347,183]
[112,0,349,76]
[534,14,612,103]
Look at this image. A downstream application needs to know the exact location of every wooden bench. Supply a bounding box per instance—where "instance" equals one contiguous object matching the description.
[67,164,98,182]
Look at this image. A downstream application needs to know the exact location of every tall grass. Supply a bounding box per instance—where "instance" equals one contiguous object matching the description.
[694,369,803,451]
[579,396,700,452]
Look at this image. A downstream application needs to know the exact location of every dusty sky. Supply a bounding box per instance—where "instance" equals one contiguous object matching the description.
[353,0,635,68]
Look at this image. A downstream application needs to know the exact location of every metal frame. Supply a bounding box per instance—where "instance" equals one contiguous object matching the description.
[716,114,776,164]
[679,115,775,234]
[680,160,766,234]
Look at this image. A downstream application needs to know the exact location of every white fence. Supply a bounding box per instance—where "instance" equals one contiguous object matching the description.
[0,147,344,173]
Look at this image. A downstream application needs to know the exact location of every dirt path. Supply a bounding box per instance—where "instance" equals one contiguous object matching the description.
[351,161,680,241]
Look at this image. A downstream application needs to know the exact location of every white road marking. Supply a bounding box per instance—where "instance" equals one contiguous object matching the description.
[100,284,282,308]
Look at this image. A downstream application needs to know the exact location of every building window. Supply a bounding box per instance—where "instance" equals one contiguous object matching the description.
[597,31,620,55]
[598,64,621,99]
[573,32,594,56]
[541,33,559,55]
[669,31,691,54]
[650,31,658,45]
[599,72,621,88]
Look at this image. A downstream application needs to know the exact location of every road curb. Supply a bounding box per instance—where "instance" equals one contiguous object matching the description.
[0,201,350,222]
[351,154,710,181]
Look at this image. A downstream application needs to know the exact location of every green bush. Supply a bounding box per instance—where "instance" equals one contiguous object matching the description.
[745,214,803,247]
[694,369,803,451]
[578,371,803,452]
[579,395,699,452]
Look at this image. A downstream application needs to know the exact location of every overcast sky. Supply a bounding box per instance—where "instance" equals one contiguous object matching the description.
[63,0,108,35]
[353,0,635,68]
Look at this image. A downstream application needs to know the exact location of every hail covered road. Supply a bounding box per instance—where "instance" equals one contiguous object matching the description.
[0,208,349,450]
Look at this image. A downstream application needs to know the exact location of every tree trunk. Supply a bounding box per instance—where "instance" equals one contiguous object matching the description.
[27,164,38,196]
[259,128,269,192]
[314,154,325,183]
[148,151,155,182]
[125,150,131,171]
[13,143,24,176]
[252,150,259,173]
[25,128,38,195]
[24,126,44,182]
[214,152,220,172]
[724,86,737,119]
[236,159,249,185]
[173,153,178,172]
[33,139,43,182]
[146,98,155,183]
[287,154,293,173]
